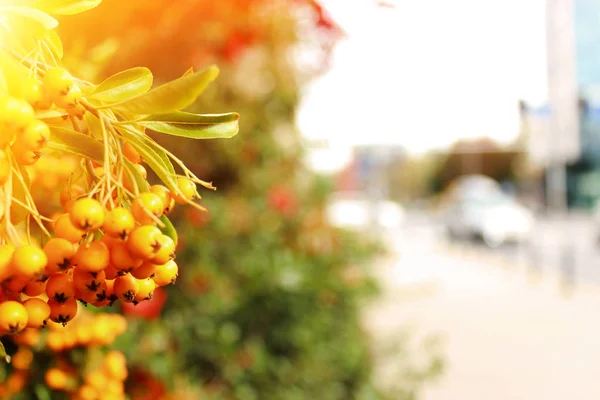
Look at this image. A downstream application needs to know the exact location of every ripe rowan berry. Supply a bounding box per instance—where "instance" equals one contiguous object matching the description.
[54,84,82,109]
[127,225,163,260]
[104,265,119,280]
[173,177,197,204]
[153,260,179,286]
[23,298,51,328]
[103,207,135,240]
[45,368,68,390]
[123,141,141,163]
[11,142,41,166]
[46,272,75,303]
[150,235,175,265]
[54,213,86,243]
[43,67,74,98]
[74,241,110,272]
[150,184,175,214]
[0,301,28,333]
[113,273,139,302]
[134,277,156,303]
[43,237,77,274]
[131,192,163,224]
[0,243,16,282]
[70,198,105,231]
[12,327,40,347]
[130,260,158,279]
[73,268,106,293]
[85,370,108,391]
[3,275,28,293]
[48,297,78,325]
[11,244,47,277]
[0,96,35,131]
[23,279,46,296]
[11,347,33,370]
[78,384,98,400]
[18,119,50,150]
[110,242,142,273]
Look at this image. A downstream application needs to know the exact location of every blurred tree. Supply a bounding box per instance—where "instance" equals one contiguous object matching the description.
[59,1,443,398]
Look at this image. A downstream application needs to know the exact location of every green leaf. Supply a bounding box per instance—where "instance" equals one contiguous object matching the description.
[135,112,239,139]
[123,158,150,193]
[89,67,153,103]
[34,384,52,400]
[159,215,178,247]
[42,29,63,60]
[0,341,7,363]
[48,126,104,163]
[119,129,177,192]
[1,6,58,30]
[110,65,220,115]
[32,0,102,15]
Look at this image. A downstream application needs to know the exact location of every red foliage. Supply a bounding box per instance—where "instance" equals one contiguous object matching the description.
[267,185,298,216]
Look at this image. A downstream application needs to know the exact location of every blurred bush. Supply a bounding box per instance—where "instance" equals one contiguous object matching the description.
[58,0,442,398]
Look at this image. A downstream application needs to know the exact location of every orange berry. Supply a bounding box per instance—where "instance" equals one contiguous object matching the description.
[0,301,28,333]
[73,268,106,293]
[45,368,68,390]
[104,265,119,280]
[150,184,173,213]
[48,297,78,325]
[134,277,155,302]
[150,235,175,265]
[11,245,47,278]
[113,274,139,302]
[12,327,40,347]
[123,141,141,163]
[54,213,86,243]
[54,84,82,110]
[3,275,28,293]
[11,142,41,166]
[69,198,105,231]
[103,207,135,240]
[131,192,163,225]
[17,119,50,150]
[153,260,178,287]
[173,177,197,204]
[11,347,33,370]
[23,298,50,328]
[126,225,162,260]
[110,242,142,273]
[0,96,35,131]
[43,67,74,98]
[0,244,15,282]
[46,272,75,303]
[43,238,77,274]
[23,279,46,296]
[130,260,158,279]
[74,241,110,272]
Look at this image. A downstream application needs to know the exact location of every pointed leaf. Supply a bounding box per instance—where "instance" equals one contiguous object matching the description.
[119,130,177,192]
[136,112,239,139]
[32,0,102,15]
[2,6,58,30]
[123,158,149,193]
[0,341,7,362]
[159,215,178,246]
[89,67,153,103]
[110,65,219,115]
[48,126,104,163]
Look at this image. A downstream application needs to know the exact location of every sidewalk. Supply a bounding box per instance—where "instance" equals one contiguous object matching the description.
[364,242,600,400]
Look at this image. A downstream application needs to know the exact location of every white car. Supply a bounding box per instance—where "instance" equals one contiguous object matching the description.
[325,192,405,229]
[442,192,534,247]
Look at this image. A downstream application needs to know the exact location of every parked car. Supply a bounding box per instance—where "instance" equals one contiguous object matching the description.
[441,190,534,247]
[325,192,405,229]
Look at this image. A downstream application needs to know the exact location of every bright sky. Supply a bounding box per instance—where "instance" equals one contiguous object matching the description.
[297,0,548,154]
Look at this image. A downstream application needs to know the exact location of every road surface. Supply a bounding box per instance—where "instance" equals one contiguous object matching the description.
[365,214,600,400]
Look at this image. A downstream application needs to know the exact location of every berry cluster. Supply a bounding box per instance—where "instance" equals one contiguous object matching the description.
[1,310,128,400]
